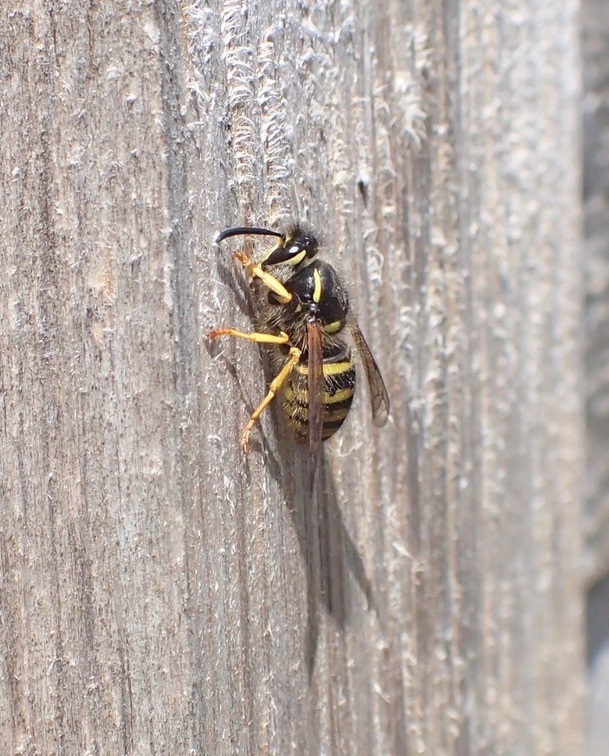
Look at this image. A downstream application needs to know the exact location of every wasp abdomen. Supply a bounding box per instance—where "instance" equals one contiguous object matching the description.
[283,353,356,441]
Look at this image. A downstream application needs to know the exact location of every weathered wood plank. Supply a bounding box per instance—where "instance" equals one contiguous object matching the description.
[0,0,583,753]
[583,0,609,752]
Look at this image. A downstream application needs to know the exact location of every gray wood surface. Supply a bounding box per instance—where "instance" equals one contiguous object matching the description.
[0,1,583,753]
[583,0,609,752]
[584,0,609,586]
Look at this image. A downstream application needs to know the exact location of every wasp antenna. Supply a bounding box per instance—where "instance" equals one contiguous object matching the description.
[215,226,285,244]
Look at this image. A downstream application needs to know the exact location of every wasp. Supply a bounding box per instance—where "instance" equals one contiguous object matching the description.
[208,225,389,454]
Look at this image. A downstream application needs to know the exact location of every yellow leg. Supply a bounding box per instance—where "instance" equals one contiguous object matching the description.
[241,346,301,453]
[234,250,292,304]
[208,328,290,345]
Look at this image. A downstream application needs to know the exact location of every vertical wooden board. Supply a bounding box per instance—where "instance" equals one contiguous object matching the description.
[583,0,609,583]
[0,0,583,754]
[582,0,609,752]
[0,2,200,752]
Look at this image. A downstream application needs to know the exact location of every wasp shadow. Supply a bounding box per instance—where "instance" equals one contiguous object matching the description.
[260,410,376,678]
[299,449,375,677]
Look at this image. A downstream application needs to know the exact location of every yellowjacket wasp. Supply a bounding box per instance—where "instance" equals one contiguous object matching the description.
[209,225,389,454]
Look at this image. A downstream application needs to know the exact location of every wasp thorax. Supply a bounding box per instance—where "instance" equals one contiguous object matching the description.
[285,260,349,329]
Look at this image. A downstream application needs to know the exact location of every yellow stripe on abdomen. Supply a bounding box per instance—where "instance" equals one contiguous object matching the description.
[293,360,353,377]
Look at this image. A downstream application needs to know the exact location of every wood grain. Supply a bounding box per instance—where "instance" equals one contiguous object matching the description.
[0,1,583,753]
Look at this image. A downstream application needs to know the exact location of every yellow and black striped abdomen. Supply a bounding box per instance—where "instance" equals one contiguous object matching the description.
[283,351,356,441]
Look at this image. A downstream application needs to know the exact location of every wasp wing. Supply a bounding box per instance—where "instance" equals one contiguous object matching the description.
[307,321,325,458]
[349,319,390,427]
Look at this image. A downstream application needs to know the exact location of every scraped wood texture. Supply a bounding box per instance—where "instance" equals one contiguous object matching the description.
[0,1,583,753]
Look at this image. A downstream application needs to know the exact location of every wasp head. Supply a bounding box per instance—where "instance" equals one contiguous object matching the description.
[261,229,319,269]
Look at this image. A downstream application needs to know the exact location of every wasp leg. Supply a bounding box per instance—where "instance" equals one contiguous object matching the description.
[240,346,301,453]
[207,328,297,452]
[234,250,292,304]
[207,328,290,345]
